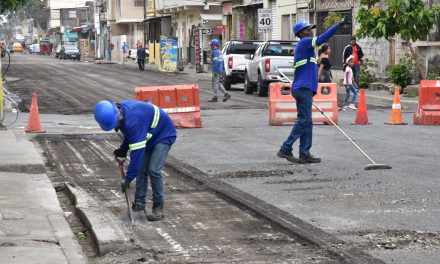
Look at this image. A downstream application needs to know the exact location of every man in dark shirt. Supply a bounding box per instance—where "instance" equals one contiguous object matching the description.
[137,45,146,71]
[343,37,364,86]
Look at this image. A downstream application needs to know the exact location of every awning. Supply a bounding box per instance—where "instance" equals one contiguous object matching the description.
[70,25,91,33]
[233,1,263,9]
[200,14,222,21]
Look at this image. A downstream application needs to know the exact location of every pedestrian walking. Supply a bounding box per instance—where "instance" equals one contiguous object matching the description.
[317,43,333,83]
[343,36,364,86]
[342,55,358,111]
[277,17,350,164]
[208,39,231,102]
[137,45,146,71]
[122,42,128,63]
[94,100,177,221]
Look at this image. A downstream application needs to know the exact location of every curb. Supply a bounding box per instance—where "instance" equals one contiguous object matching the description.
[337,91,418,110]
[64,182,130,256]
[165,155,385,264]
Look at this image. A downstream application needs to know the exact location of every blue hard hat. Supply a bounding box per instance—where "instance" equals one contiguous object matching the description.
[94,100,118,131]
[210,39,219,46]
[293,20,316,36]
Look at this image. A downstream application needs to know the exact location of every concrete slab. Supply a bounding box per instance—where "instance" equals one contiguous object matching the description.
[65,182,130,256]
[0,131,45,173]
[0,168,87,264]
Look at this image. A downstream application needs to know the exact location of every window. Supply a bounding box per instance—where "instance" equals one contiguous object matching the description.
[134,0,143,7]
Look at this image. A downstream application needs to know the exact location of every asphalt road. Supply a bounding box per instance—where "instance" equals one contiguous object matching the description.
[6,53,267,114]
[5,53,439,263]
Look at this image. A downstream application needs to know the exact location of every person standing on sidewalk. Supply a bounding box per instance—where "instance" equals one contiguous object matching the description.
[108,42,114,61]
[342,55,358,110]
[277,17,350,164]
[317,43,333,83]
[94,100,177,221]
[122,42,128,63]
[208,39,231,102]
[343,36,364,86]
[137,45,146,71]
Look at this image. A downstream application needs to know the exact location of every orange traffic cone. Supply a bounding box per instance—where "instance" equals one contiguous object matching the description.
[352,89,371,125]
[25,92,45,133]
[385,87,407,125]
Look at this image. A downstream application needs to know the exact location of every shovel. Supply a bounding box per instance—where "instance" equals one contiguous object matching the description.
[274,67,392,170]
[116,157,134,223]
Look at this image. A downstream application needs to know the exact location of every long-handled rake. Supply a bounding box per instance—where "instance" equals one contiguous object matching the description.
[275,67,392,170]
[116,157,135,223]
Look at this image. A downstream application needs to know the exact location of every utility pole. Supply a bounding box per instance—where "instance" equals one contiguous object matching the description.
[143,0,147,47]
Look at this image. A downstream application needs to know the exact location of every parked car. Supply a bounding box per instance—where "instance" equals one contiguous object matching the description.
[221,40,263,90]
[60,45,81,60]
[29,43,40,54]
[244,41,297,96]
[128,48,149,60]
[12,42,23,53]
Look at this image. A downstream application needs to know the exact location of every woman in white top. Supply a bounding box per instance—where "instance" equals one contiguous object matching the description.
[342,55,358,110]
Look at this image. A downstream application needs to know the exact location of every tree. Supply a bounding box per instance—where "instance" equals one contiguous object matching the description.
[1,0,28,13]
[356,0,440,80]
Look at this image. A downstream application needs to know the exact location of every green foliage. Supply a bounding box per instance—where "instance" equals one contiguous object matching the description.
[358,58,377,88]
[1,0,28,13]
[389,54,416,90]
[324,12,341,30]
[427,71,440,80]
[356,0,440,42]
[77,232,88,241]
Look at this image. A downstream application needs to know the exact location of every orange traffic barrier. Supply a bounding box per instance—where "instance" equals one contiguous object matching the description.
[135,84,202,128]
[352,89,371,125]
[25,92,45,133]
[269,83,338,126]
[385,87,407,125]
[414,80,440,125]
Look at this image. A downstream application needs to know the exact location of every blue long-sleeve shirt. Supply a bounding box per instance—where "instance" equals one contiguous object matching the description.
[118,101,176,183]
[211,48,225,74]
[292,24,340,93]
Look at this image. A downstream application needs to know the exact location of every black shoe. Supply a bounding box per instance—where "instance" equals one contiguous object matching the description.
[299,154,321,164]
[146,202,164,221]
[222,93,231,102]
[277,150,300,163]
[132,202,145,212]
[208,97,218,102]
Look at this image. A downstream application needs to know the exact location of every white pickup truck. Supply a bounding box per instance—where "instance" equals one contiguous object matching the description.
[244,41,297,96]
[221,40,263,90]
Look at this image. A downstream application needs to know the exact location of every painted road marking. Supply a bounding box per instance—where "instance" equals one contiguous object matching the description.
[156,228,190,259]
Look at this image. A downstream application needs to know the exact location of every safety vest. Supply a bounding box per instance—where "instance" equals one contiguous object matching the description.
[128,105,160,151]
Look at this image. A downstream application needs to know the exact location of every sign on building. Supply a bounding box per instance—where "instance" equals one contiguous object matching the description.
[69,11,76,19]
[258,8,272,32]
[201,28,212,35]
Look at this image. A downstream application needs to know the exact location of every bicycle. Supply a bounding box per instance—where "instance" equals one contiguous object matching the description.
[0,86,19,127]
[1,46,19,128]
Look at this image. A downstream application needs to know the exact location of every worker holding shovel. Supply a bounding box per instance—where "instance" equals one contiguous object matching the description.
[94,100,176,221]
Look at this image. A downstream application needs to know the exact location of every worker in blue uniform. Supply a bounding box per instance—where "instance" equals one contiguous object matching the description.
[94,100,177,221]
[208,38,231,102]
[277,17,350,164]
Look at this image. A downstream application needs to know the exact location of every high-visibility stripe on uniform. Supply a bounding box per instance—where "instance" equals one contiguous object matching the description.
[151,105,160,128]
[312,37,318,49]
[146,133,153,141]
[129,140,147,151]
[294,59,307,68]
[309,57,317,64]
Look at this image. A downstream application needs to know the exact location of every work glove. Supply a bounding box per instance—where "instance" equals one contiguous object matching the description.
[121,180,130,193]
[113,148,127,158]
[339,16,352,26]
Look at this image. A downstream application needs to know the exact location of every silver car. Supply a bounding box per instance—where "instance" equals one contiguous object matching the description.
[244,41,297,96]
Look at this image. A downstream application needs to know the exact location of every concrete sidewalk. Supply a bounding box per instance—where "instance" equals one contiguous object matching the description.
[0,130,87,264]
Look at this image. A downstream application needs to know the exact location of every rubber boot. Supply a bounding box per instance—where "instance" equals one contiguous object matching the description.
[146,202,164,221]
